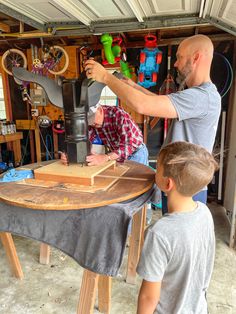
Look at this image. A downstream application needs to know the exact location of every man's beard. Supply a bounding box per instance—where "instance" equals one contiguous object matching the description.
[176,60,192,90]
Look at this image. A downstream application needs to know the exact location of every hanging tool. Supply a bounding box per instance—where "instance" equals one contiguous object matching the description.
[150,45,177,136]
[159,45,177,140]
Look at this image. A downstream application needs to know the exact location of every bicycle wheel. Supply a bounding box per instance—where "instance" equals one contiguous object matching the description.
[47,45,69,75]
[1,49,27,76]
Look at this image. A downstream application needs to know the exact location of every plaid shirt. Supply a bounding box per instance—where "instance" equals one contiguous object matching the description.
[89,106,143,162]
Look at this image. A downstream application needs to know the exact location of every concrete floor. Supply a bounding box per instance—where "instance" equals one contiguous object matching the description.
[0,203,236,314]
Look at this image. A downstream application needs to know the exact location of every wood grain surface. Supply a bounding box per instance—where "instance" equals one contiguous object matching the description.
[0,161,155,210]
[34,160,117,185]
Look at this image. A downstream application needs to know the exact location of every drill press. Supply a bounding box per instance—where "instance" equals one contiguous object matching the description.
[12,67,106,164]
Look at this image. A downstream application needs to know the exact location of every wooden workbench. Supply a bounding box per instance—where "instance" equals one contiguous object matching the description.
[0,160,155,314]
[0,132,23,165]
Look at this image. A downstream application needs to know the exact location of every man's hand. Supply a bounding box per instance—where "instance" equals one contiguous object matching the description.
[84,59,109,84]
[60,152,69,166]
[86,154,109,166]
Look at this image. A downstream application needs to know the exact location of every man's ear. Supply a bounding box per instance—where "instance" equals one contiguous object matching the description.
[97,106,103,113]
[193,51,200,64]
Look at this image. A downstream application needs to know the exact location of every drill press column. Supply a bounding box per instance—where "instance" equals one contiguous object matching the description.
[62,79,90,164]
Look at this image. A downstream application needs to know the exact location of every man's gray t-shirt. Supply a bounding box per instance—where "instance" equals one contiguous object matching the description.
[165,82,221,153]
[137,202,215,314]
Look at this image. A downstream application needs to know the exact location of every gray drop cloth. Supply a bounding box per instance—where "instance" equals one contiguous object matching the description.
[0,188,154,276]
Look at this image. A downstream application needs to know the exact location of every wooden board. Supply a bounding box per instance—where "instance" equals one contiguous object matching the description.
[0,161,155,210]
[34,160,116,185]
[18,164,129,192]
[0,132,23,144]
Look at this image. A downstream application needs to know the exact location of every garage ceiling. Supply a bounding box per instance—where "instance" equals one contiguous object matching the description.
[0,0,234,53]
[0,0,235,36]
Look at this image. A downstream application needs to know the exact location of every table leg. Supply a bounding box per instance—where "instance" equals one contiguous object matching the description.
[12,139,22,166]
[0,232,24,279]
[39,243,51,264]
[126,205,146,284]
[98,275,111,314]
[77,269,99,314]
[34,127,42,162]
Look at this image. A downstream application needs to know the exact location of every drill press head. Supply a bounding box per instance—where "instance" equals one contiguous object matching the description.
[11,67,115,164]
[62,76,105,164]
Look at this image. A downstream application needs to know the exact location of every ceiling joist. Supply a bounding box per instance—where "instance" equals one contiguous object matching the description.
[0,1,234,53]
[0,3,45,31]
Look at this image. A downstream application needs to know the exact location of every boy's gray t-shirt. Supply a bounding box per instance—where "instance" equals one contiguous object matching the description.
[137,202,215,314]
[165,82,221,153]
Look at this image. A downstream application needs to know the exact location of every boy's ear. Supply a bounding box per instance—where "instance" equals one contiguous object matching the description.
[166,177,175,192]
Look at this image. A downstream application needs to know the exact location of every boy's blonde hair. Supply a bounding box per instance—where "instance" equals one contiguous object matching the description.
[159,141,219,196]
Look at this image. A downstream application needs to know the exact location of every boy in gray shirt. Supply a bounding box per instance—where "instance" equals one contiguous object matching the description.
[137,141,218,314]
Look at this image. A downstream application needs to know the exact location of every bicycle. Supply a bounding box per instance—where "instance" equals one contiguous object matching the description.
[1,45,69,103]
[1,44,69,77]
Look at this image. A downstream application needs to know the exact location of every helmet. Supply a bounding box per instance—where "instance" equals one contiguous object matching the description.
[37,115,52,128]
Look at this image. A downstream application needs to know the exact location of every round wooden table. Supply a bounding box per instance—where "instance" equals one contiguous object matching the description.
[0,160,155,210]
[0,160,155,314]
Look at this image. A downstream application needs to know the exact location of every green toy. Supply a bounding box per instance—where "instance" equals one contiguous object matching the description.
[120,60,132,79]
[100,33,132,78]
[100,33,121,65]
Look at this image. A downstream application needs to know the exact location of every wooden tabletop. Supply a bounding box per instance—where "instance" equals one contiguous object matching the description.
[0,161,155,210]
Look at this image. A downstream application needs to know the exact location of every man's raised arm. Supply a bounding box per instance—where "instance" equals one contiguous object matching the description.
[85,59,177,119]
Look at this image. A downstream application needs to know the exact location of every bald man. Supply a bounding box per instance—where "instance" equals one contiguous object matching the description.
[85,34,221,210]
